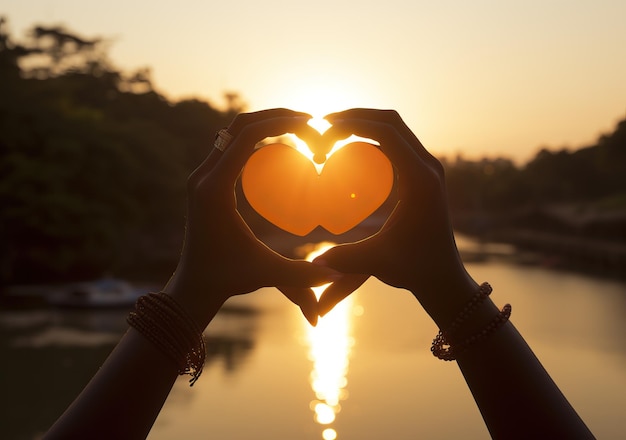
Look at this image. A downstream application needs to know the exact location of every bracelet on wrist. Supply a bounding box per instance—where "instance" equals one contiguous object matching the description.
[431,282,511,361]
[127,292,206,386]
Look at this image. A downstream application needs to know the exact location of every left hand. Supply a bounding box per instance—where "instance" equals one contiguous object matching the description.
[312,109,476,325]
[164,109,340,327]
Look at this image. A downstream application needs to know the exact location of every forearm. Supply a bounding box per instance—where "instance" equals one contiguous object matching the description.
[456,311,594,439]
[45,278,223,440]
[414,273,594,439]
[44,328,180,440]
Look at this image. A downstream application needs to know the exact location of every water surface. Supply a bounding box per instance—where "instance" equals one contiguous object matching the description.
[1,241,624,439]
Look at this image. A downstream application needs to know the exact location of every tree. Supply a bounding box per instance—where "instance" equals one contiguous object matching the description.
[0,18,241,285]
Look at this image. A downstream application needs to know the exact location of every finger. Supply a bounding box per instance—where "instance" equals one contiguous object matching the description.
[317,274,369,317]
[217,116,313,184]
[187,147,224,190]
[228,109,312,135]
[296,124,335,158]
[325,108,396,121]
[192,117,318,210]
[323,119,423,180]
[325,117,443,202]
[319,123,354,145]
[268,258,342,288]
[196,110,312,186]
[278,286,319,326]
[312,240,377,275]
[326,109,441,169]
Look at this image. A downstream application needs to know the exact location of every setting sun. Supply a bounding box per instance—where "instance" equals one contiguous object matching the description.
[263,68,368,123]
[307,117,332,134]
[289,115,381,171]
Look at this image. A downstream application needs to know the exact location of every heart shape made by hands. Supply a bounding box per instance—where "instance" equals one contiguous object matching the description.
[241,142,393,236]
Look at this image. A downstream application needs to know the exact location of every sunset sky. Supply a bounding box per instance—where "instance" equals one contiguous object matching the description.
[4,0,626,163]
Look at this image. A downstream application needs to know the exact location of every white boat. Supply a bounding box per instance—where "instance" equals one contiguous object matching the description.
[47,279,147,308]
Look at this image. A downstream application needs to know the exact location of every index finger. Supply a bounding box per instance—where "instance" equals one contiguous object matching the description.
[326,109,441,170]
[323,118,424,180]
[191,109,311,184]
[217,116,319,184]
[227,108,312,135]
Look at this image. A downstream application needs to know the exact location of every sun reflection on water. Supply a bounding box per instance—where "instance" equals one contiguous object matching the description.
[304,243,357,439]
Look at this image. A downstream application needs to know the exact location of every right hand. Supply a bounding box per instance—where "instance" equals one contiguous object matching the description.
[165,109,340,327]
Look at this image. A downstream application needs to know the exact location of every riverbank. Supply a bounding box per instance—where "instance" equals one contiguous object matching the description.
[483,229,626,278]
[452,203,626,278]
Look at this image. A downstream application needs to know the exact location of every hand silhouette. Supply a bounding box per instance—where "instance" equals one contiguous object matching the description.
[314,109,477,325]
[165,109,340,327]
[45,109,595,440]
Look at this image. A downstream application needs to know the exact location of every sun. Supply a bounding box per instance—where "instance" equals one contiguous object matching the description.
[307,116,332,134]
[255,69,364,126]
[290,116,379,172]
[279,80,378,166]
[279,79,356,121]
[251,70,380,166]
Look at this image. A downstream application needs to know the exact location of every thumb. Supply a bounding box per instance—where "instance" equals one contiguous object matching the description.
[270,259,341,287]
[277,286,319,327]
[318,274,369,317]
[312,240,375,275]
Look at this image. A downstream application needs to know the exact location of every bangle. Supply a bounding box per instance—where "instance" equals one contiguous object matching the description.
[431,282,511,361]
[127,293,206,386]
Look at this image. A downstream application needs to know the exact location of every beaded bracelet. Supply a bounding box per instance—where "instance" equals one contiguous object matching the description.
[127,292,206,386]
[431,282,512,361]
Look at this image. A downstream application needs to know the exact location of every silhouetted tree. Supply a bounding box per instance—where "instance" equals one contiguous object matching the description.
[0,18,243,285]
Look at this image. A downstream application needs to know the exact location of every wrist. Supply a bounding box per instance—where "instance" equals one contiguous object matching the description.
[407,261,494,329]
[430,282,511,360]
[162,266,225,330]
[127,292,206,386]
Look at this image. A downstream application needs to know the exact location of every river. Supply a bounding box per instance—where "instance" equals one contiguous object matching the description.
[1,237,625,439]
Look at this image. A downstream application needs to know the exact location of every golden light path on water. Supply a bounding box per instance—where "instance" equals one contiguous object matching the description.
[303,243,362,440]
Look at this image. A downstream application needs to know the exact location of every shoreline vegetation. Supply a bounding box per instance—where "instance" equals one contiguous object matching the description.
[1,19,625,292]
[451,203,626,277]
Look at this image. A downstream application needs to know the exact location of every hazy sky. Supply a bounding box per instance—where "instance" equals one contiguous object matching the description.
[4,0,626,162]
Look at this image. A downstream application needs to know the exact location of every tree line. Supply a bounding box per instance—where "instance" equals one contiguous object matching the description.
[0,19,240,285]
[442,118,626,239]
[1,19,624,285]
